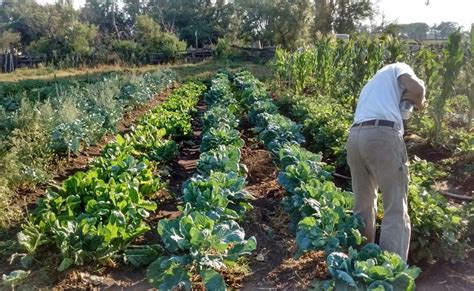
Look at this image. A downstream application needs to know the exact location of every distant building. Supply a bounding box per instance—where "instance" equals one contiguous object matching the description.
[335,34,350,40]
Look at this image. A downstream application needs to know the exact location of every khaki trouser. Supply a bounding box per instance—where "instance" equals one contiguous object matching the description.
[346,125,411,261]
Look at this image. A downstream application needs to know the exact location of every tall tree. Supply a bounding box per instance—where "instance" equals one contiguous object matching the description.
[433,22,461,39]
[146,0,233,47]
[236,0,313,48]
[314,0,333,34]
[80,0,125,39]
[331,0,373,34]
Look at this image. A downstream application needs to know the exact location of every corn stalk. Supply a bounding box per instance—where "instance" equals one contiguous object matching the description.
[466,25,474,131]
[431,31,464,142]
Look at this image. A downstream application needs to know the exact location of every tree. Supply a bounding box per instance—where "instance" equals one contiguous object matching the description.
[400,22,429,39]
[146,0,235,47]
[123,0,147,24]
[331,0,373,34]
[236,0,313,48]
[80,0,126,39]
[466,24,474,131]
[313,0,332,34]
[1,0,50,48]
[0,30,21,51]
[433,22,461,39]
[134,15,186,59]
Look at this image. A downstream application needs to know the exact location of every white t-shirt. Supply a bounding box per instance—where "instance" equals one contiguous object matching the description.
[353,62,418,135]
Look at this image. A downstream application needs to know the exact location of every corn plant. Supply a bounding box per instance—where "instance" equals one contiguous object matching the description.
[466,24,474,131]
[431,31,464,141]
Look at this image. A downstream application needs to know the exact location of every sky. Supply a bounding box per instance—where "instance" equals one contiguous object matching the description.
[36,0,474,30]
[374,0,473,29]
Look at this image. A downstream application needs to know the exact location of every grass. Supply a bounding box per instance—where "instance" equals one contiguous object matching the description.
[0,59,272,83]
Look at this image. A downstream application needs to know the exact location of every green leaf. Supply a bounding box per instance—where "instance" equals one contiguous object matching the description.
[20,255,34,269]
[125,245,163,267]
[116,134,125,145]
[146,257,191,291]
[335,270,357,287]
[368,280,394,291]
[2,270,30,287]
[58,257,74,272]
[390,272,417,291]
[200,268,226,291]
[367,266,394,281]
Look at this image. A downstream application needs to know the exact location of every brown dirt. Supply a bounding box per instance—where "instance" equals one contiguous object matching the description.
[167,101,206,195]
[240,133,328,290]
[416,247,474,290]
[405,134,473,196]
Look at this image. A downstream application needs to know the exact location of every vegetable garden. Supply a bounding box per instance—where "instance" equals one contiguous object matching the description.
[1,33,473,291]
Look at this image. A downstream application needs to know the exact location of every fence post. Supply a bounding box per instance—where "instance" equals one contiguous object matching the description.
[0,54,4,73]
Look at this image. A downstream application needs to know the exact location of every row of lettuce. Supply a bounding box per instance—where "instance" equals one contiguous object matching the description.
[12,82,205,280]
[0,70,176,227]
[234,71,421,290]
[140,73,256,290]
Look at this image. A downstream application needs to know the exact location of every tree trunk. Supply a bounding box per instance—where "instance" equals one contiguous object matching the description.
[111,0,121,40]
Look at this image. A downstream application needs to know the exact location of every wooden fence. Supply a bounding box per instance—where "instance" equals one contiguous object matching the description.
[0,53,48,73]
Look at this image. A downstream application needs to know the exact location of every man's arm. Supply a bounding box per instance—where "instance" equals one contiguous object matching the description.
[398,74,426,110]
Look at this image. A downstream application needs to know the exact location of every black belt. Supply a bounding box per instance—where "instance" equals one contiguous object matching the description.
[352,119,396,128]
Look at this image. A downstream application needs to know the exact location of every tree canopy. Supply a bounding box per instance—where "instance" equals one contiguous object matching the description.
[0,0,379,59]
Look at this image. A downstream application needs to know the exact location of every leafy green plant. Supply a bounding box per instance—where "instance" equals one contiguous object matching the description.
[200,127,244,153]
[1,70,177,227]
[254,113,305,154]
[323,244,421,291]
[297,206,363,255]
[182,171,254,221]
[2,270,30,290]
[204,73,237,109]
[17,81,204,270]
[146,207,256,290]
[202,106,240,132]
[432,31,465,141]
[197,145,248,177]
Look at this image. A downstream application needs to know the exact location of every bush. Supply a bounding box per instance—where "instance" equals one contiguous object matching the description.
[112,40,144,64]
[215,38,233,59]
[157,33,187,60]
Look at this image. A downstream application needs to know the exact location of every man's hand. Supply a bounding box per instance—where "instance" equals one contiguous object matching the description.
[399,74,426,110]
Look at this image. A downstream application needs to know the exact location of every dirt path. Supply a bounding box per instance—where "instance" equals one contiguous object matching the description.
[416,245,474,290]
[239,127,329,290]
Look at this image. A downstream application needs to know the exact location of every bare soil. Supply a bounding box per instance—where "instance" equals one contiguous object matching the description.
[239,127,329,290]
[416,247,474,290]
[405,134,473,196]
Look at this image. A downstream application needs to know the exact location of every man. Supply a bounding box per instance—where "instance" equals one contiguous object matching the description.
[346,62,426,261]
